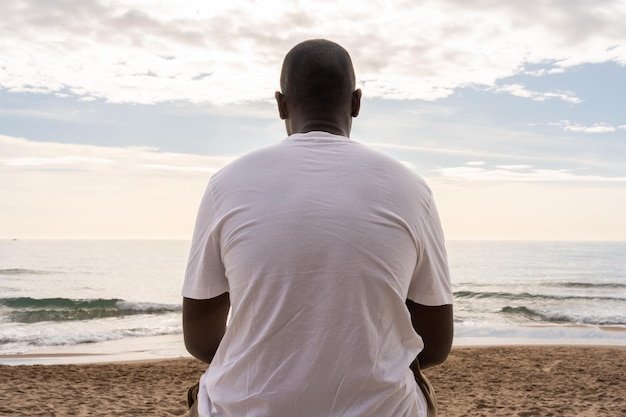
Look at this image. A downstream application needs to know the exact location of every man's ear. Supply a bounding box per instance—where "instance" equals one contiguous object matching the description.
[351,89,362,118]
[275,91,288,120]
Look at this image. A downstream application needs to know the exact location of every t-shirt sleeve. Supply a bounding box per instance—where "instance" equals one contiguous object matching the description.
[406,199,453,306]
[182,184,229,300]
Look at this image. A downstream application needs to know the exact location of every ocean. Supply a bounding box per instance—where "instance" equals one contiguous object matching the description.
[1,239,625,364]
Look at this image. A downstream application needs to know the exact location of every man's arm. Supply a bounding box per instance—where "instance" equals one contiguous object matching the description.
[183,293,230,364]
[406,300,453,370]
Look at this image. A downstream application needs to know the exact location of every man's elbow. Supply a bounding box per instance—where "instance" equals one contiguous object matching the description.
[419,323,454,369]
[184,335,219,364]
[182,294,230,364]
[407,301,454,369]
[419,342,452,369]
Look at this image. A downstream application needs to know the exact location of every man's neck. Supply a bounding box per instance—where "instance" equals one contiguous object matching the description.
[287,115,352,138]
[292,124,349,138]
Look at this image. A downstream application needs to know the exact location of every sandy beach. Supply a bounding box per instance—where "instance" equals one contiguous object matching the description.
[1,345,624,416]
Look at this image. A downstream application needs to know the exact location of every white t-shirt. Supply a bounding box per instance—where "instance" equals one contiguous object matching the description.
[183,131,452,417]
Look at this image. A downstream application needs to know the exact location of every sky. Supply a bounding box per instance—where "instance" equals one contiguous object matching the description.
[1,0,625,240]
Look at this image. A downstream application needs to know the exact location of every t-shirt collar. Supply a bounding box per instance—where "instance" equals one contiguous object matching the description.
[285,131,350,142]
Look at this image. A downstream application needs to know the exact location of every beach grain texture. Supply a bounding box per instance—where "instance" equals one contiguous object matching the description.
[1,346,624,416]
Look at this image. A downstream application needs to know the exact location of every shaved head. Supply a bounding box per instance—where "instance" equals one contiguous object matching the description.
[279,39,356,113]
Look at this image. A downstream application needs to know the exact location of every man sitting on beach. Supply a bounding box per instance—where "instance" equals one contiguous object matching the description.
[182,39,453,417]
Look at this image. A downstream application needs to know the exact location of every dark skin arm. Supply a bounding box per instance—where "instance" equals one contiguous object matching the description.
[182,293,230,364]
[406,300,453,370]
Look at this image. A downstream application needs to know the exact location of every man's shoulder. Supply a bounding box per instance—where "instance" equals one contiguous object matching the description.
[351,141,431,187]
[210,134,430,191]
[207,139,290,184]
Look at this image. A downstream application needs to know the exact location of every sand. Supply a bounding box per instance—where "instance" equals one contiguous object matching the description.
[1,346,624,416]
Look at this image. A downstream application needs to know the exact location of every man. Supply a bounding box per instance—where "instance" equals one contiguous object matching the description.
[182,39,453,417]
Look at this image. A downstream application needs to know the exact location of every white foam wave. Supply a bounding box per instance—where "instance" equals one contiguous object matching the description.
[0,311,182,355]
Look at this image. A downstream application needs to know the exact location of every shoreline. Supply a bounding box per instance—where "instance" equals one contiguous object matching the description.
[2,332,625,366]
[0,334,191,366]
[1,345,624,416]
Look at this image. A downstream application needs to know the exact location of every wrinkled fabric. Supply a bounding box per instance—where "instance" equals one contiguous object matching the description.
[183,131,452,417]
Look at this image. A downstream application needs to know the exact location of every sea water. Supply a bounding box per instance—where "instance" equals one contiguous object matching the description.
[1,239,625,363]
[0,240,187,361]
[449,241,625,342]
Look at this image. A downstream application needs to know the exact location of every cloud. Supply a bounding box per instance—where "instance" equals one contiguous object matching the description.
[363,141,526,159]
[0,135,235,238]
[549,121,623,133]
[565,124,617,133]
[6,155,112,167]
[493,84,582,104]
[0,135,234,175]
[523,67,566,76]
[494,164,533,170]
[437,165,626,183]
[363,141,599,168]
[2,0,625,104]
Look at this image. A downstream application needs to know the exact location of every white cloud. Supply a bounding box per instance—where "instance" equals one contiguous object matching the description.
[1,0,625,104]
[362,141,603,169]
[0,135,235,238]
[140,163,216,174]
[565,124,616,133]
[0,135,234,174]
[494,84,582,104]
[550,120,621,133]
[437,165,626,183]
[6,156,113,167]
[494,164,533,170]
[364,141,528,159]
[523,68,566,76]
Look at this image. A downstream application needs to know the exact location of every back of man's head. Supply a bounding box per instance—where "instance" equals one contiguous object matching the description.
[280,39,356,113]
